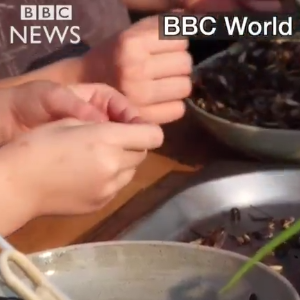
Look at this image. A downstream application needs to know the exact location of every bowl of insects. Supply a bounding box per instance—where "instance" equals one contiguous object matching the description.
[0,241,298,300]
[186,39,300,162]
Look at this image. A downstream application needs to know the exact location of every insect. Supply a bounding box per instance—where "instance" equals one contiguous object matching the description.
[269,265,283,273]
[231,233,251,246]
[190,227,227,248]
[249,293,258,300]
[280,217,295,229]
[230,207,241,223]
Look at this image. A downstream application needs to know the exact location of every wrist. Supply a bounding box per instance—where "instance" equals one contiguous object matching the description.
[0,148,40,235]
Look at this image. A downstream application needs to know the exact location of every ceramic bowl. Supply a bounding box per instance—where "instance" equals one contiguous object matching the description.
[0,241,298,300]
[186,43,300,162]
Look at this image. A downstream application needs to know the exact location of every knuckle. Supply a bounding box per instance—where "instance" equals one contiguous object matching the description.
[96,150,120,176]
[99,183,117,199]
[118,32,142,59]
[122,82,151,105]
[103,159,120,175]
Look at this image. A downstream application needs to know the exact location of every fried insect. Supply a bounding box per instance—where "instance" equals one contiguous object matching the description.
[203,227,227,248]
[190,238,204,245]
[269,265,283,273]
[251,223,275,240]
[264,220,276,239]
[190,227,227,248]
[230,207,241,223]
[280,217,295,229]
[230,233,251,246]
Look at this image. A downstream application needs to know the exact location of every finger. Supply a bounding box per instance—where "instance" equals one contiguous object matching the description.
[139,101,186,124]
[185,0,240,12]
[146,52,193,79]
[237,0,282,11]
[37,118,88,131]
[129,16,188,54]
[69,83,141,123]
[69,122,164,150]
[22,82,107,122]
[12,82,107,127]
[120,150,147,170]
[95,122,164,150]
[147,77,192,104]
[148,34,189,54]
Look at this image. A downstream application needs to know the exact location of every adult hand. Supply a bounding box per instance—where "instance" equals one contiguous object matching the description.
[0,81,142,144]
[0,118,163,232]
[85,15,193,124]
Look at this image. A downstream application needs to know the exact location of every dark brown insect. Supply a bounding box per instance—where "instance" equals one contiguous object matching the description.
[249,293,258,300]
[251,231,264,240]
[230,207,241,223]
[189,227,227,248]
[202,227,227,248]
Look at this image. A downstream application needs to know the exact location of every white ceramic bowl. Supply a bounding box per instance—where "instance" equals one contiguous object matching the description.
[0,241,298,300]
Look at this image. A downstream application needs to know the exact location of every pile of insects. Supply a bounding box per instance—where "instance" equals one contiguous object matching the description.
[188,207,300,274]
[191,40,300,129]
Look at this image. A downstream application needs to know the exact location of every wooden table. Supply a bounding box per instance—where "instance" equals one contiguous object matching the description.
[7,115,242,254]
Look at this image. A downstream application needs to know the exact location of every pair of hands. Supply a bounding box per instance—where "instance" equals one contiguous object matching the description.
[0,81,163,232]
[0,5,283,232]
[0,15,191,233]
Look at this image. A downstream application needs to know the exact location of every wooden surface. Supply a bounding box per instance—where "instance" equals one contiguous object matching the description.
[7,114,243,254]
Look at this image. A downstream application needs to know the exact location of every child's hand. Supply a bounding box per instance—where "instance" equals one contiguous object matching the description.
[0,119,163,234]
[0,81,141,144]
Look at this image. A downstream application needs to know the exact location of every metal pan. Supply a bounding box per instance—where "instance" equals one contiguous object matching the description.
[0,241,298,300]
[120,161,300,293]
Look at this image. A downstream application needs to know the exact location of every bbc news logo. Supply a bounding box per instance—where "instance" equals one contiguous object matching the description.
[10,5,81,45]
[21,5,72,20]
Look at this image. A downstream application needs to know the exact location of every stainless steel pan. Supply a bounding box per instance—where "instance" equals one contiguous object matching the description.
[120,162,300,293]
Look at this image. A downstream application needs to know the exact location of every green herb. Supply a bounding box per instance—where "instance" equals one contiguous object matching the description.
[220,219,300,294]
